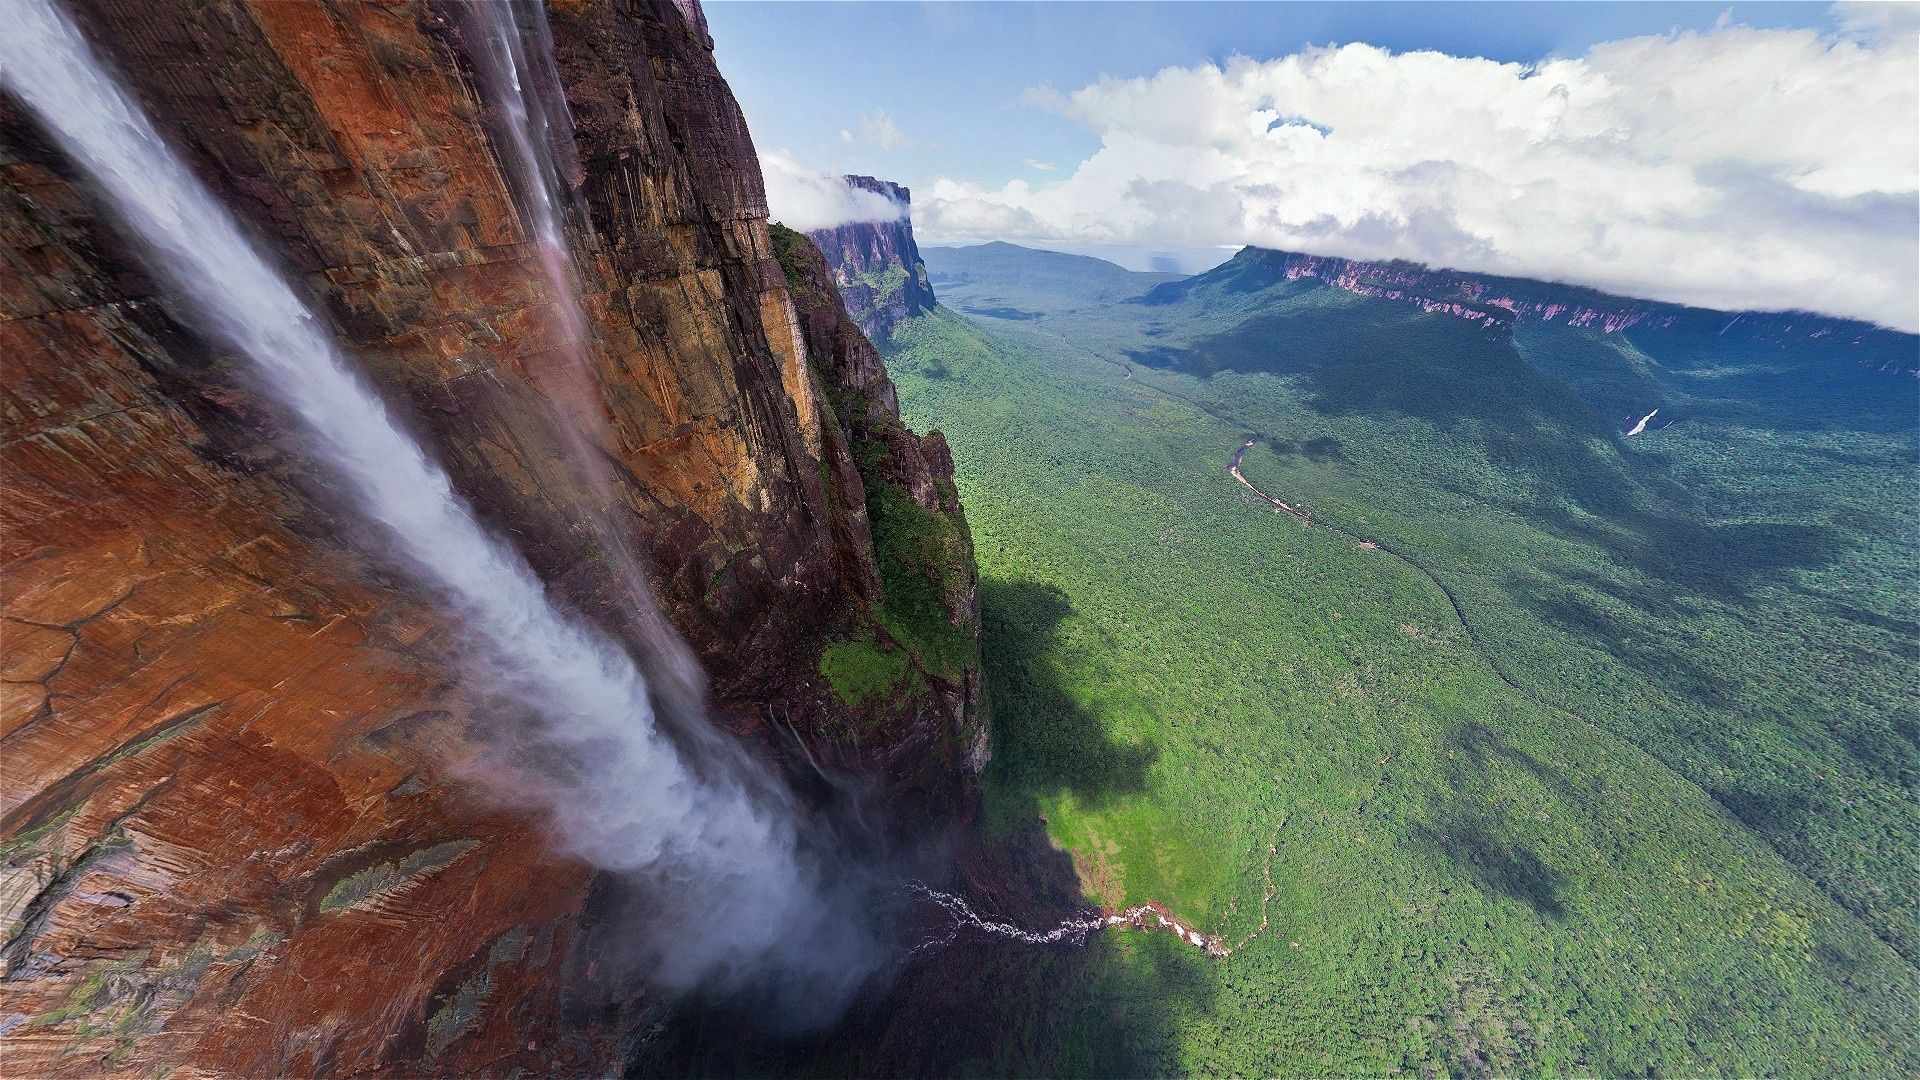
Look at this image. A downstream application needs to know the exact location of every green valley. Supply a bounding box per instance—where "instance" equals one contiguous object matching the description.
[815,244,1918,1076]
[648,243,1916,1077]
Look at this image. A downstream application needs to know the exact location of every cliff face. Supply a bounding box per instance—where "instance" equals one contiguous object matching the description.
[771,223,981,767]
[0,1,975,1074]
[1153,247,1919,373]
[806,176,935,341]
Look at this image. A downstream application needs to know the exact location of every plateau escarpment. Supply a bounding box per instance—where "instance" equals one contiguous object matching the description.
[771,224,981,765]
[805,176,936,341]
[1145,246,1919,374]
[0,0,976,1075]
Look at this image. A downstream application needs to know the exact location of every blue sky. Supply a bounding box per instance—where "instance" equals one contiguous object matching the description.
[710,2,1832,194]
[707,2,1917,328]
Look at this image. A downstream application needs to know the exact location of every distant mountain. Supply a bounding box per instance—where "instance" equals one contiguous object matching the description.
[1144,247,1918,374]
[851,239,1920,1074]
[924,241,1183,318]
[808,176,936,340]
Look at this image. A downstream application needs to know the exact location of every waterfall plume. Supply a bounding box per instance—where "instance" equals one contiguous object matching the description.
[0,0,878,1022]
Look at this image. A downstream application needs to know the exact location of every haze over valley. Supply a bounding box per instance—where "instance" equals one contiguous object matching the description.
[1,2,1914,1077]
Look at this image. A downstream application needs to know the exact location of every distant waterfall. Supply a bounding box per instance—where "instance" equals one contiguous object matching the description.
[455,0,716,728]
[462,0,593,360]
[0,0,873,1013]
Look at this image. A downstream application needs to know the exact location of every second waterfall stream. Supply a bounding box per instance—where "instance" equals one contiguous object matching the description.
[0,0,877,1017]
[0,0,1233,1024]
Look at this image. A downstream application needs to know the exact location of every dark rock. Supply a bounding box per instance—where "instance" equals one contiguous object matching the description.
[0,1,978,1073]
[806,175,936,341]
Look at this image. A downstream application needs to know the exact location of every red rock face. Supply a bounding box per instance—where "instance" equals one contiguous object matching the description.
[0,1,976,1073]
[807,176,937,341]
[1246,249,1657,331]
[1223,247,1917,367]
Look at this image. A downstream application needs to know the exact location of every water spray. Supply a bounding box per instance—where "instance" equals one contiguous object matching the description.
[0,0,873,1017]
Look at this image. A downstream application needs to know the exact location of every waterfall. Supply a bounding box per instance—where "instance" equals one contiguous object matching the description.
[461,0,594,370]
[0,0,873,1015]
[455,0,720,734]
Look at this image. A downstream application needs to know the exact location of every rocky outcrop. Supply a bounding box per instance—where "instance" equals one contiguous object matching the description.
[1198,248,1642,331]
[0,0,976,1074]
[806,176,935,341]
[771,223,983,776]
[1149,247,1919,374]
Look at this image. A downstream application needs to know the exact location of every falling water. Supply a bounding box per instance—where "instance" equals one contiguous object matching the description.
[458,0,600,432]
[0,0,873,1013]
[450,0,725,739]
[461,0,588,338]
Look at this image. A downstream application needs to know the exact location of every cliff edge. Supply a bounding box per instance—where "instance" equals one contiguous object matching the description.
[806,176,936,341]
[0,0,976,1073]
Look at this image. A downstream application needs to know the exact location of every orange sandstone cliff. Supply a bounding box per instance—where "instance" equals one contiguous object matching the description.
[0,0,979,1073]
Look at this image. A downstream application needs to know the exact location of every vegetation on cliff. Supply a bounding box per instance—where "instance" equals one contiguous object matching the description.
[811,290,1917,1076]
[770,223,980,733]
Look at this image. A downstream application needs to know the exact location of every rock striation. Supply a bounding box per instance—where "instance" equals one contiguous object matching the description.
[1147,246,1920,374]
[0,0,977,1074]
[806,176,936,341]
[771,223,981,772]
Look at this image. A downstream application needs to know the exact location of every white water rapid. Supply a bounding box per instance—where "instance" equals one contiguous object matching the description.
[0,0,872,1014]
[906,884,1233,957]
[904,884,1110,955]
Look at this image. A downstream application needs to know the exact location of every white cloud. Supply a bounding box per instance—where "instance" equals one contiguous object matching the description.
[760,150,905,232]
[1832,1,1920,39]
[919,14,1920,329]
[1025,158,1058,171]
[858,108,914,150]
[839,128,853,144]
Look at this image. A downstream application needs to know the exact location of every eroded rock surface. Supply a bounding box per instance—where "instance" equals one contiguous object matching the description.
[0,1,976,1073]
[773,223,982,778]
[805,176,935,342]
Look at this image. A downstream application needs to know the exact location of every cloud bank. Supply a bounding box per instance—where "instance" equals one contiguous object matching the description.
[918,13,1920,330]
[762,150,905,231]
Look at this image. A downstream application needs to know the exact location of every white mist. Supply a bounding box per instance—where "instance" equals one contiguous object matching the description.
[0,0,874,1015]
